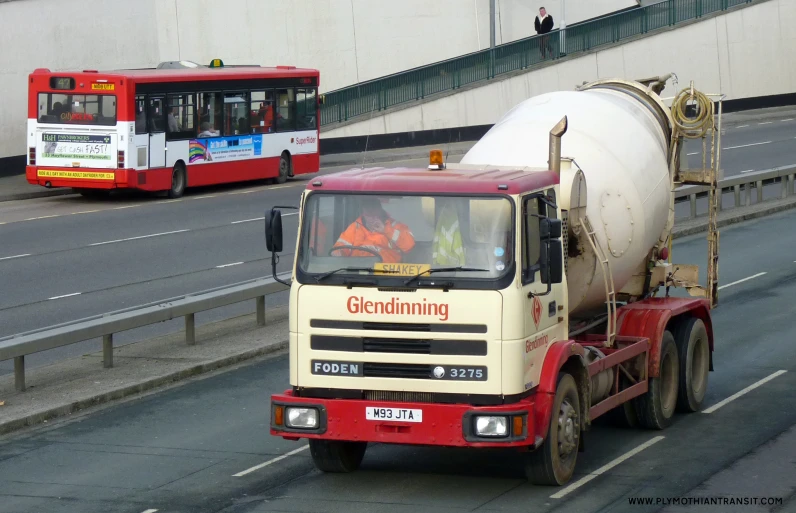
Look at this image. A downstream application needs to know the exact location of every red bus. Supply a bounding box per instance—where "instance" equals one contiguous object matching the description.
[26,59,321,198]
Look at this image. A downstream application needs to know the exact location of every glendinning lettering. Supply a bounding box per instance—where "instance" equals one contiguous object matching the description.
[346,296,449,321]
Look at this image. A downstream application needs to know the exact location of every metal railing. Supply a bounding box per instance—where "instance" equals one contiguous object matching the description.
[319,0,757,126]
[2,163,794,393]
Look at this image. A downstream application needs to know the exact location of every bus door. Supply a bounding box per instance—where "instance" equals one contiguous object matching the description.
[147,96,167,168]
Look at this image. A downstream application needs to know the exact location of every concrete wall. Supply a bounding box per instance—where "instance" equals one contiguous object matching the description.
[323,0,794,139]
[0,0,635,162]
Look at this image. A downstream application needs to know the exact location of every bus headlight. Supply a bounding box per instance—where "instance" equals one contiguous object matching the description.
[474,416,508,437]
[286,407,319,429]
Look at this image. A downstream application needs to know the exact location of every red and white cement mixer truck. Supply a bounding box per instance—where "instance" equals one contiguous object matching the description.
[265,75,722,485]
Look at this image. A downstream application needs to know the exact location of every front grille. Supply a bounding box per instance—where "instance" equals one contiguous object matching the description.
[363,338,431,354]
[364,363,431,379]
[364,390,434,403]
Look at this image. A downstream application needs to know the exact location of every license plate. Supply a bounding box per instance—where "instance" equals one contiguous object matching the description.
[365,406,423,423]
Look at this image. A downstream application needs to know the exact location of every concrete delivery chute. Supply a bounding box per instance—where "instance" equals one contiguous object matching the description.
[263,74,721,486]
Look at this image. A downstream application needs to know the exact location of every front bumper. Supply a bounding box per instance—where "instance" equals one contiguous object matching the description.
[270,390,545,448]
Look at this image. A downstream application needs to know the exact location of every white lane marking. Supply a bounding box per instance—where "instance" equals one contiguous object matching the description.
[216,262,244,268]
[717,272,767,290]
[24,214,58,221]
[702,370,787,414]
[782,118,794,122]
[48,292,81,300]
[231,217,264,224]
[90,229,189,246]
[740,169,755,174]
[758,121,773,125]
[687,152,699,156]
[550,436,665,499]
[736,125,749,128]
[0,254,30,261]
[233,445,309,477]
[724,141,771,150]
[141,509,159,513]
[231,212,298,224]
[192,195,216,199]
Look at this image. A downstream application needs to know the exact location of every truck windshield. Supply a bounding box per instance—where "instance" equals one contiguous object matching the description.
[297,193,515,288]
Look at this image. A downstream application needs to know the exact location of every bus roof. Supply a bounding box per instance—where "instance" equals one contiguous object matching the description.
[307,166,559,195]
[29,65,318,84]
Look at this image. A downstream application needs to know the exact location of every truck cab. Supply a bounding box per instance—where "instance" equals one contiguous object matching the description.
[266,157,589,482]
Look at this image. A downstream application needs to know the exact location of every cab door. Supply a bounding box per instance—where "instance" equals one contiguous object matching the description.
[520,190,566,386]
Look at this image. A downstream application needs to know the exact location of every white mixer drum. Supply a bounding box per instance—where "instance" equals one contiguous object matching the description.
[461,87,673,317]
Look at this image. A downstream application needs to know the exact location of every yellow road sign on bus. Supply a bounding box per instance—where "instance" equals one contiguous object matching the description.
[37,170,115,180]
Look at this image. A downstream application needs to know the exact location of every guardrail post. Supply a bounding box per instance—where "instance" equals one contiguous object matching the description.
[717,189,723,211]
[103,334,113,368]
[186,313,196,345]
[756,180,763,203]
[257,296,266,326]
[690,193,697,218]
[14,356,25,391]
[782,176,789,199]
[734,184,741,207]
[745,184,752,206]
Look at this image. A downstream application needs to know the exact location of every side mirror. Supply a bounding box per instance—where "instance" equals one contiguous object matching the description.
[265,209,283,253]
[539,240,564,285]
[540,218,562,239]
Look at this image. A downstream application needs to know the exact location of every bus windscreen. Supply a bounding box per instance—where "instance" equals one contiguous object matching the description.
[38,93,117,126]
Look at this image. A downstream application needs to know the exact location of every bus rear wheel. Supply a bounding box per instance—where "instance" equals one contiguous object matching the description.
[168,164,186,199]
[276,153,290,184]
[308,439,367,473]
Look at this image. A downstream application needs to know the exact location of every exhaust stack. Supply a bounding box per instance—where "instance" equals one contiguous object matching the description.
[548,116,568,176]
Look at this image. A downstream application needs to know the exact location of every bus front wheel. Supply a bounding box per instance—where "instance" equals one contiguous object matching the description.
[168,164,186,199]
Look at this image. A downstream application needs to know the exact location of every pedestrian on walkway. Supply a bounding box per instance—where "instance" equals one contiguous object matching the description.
[535,6,554,59]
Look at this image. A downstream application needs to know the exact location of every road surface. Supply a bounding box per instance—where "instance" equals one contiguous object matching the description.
[0,113,794,376]
[0,208,794,512]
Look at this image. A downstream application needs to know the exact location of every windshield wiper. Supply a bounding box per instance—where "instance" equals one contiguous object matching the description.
[403,266,489,287]
[314,267,399,283]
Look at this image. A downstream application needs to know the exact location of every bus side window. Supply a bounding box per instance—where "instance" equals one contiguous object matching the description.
[296,89,317,130]
[275,88,295,132]
[250,91,275,133]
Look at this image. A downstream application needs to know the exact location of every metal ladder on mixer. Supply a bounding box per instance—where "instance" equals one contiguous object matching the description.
[580,215,617,347]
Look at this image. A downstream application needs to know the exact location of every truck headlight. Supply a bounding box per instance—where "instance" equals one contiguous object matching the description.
[286,407,319,429]
[474,416,508,437]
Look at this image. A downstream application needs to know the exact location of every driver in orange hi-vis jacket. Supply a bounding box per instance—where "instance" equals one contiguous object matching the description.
[331,197,416,263]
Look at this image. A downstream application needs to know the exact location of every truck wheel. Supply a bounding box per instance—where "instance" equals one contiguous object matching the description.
[308,439,367,473]
[635,330,679,430]
[276,153,290,184]
[168,164,186,199]
[525,372,580,486]
[674,317,710,413]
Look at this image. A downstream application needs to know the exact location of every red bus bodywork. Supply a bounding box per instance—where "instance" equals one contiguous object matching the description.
[26,65,321,195]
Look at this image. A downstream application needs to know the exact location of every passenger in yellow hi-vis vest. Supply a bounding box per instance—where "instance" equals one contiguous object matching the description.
[432,199,465,265]
[331,197,415,263]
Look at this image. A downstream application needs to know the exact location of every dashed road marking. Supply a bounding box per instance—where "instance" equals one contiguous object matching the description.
[740,169,755,174]
[717,272,767,290]
[702,370,787,414]
[724,141,771,150]
[216,262,244,268]
[758,121,773,125]
[89,229,190,246]
[48,292,81,300]
[0,254,30,261]
[233,445,309,477]
[550,436,666,499]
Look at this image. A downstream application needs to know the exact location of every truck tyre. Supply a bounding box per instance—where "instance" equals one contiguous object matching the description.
[168,164,186,199]
[635,330,679,430]
[525,372,580,486]
[276,152,290,184]
[673,317,710,413]
[308,439,367,473]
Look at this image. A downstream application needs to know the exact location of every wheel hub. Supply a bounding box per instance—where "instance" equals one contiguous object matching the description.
[558,400,579,456]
